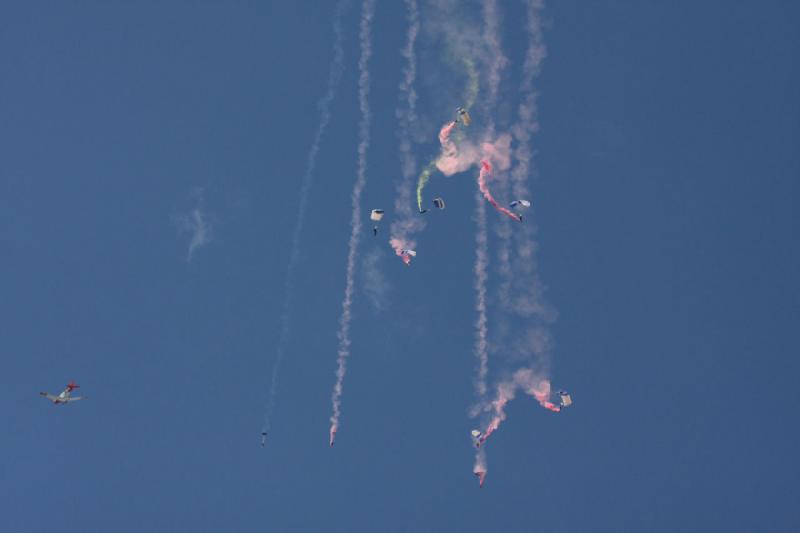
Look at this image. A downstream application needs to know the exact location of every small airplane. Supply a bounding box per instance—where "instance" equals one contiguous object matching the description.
[39,381,85,404]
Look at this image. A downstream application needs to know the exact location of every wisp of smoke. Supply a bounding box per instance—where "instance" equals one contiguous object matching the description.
[183,207,211,262]
[261,0,349,436]
[361,249,390,311]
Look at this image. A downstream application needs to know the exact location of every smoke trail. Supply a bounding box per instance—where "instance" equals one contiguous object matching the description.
[413,117,480,219]
[476,0,559,451]
[262,0,348,437]
[480,0,507,111]
[511,0,546,204]
[412,121,456,217]
[506,0,548,321]
[469,130,515,421]
[477,369,559,447]
[463,57,480,111]
[389,0,423,264]
[474,447,487,488]
[414,162,435,214]
[435,120,482,176]
[478,159,520,222]
[473,185,489,401]
[469,0,511,485]
[329,0,375,447]
[501,0,552,331]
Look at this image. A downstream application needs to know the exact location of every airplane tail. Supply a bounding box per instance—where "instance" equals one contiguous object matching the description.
[67,381,80,391]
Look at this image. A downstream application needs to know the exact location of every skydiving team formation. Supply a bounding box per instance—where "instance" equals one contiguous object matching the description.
[276,0,570,488]
[44,0,569,491]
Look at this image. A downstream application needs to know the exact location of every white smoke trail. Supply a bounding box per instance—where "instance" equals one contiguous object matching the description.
[511,0,546,206]
[473,187,489,403]
[481,0,507,108]
[508,0,550,323]
[262,0,348,436]
[330,0,375,447]
[389,0,423,263]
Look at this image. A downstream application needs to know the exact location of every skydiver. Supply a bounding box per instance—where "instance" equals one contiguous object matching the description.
[373,226,378,236]
[419,209,428,214]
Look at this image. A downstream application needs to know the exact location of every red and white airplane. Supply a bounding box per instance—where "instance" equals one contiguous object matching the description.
[39,381,85,404]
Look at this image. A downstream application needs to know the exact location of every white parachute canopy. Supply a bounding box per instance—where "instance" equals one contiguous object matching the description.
[509,200,531,209]
[559,391,572,407]
[370,209,385,221]
[471,429,482,438]
[400,249,417,257]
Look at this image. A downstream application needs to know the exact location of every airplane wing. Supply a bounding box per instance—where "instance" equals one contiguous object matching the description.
[65,396,84,402]
[39,392,59,402]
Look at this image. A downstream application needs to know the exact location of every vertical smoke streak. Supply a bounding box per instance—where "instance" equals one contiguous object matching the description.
[511,0,546,204]
[481,0,507,109]
[484,0,513,306]
[470,0,508,484]
[474,187,489,400]
[477,0,555,447]
[389,0,423,263]
[330,0,376,447]
[508,0,548,322]
[262,0,348,436]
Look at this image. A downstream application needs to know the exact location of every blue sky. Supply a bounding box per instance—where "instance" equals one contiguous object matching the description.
[1,1,798,532]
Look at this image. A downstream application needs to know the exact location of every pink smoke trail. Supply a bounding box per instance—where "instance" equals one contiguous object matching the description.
[329,0,375,446]
[477,369,559,448]
[439,120,457,145]
[389,0,423,266]
[389,237,413,266]
[478,160,522,222]
[435,120,479,176]
[474,450,487,488]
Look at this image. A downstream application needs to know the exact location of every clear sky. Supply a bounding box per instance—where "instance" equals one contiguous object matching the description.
[1,1,798,532]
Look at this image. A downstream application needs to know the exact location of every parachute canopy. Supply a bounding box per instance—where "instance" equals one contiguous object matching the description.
[370,209,385,221]
[509,200,531,209]
[433,197,446,209]
[559,391,572,408]
[401,249,417,257]
[471,429,482,438]
[457,106,471,126]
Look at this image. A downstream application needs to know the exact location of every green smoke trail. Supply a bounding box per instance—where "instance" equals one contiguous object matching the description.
[415,55,479,212]
[416,162,436,212]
